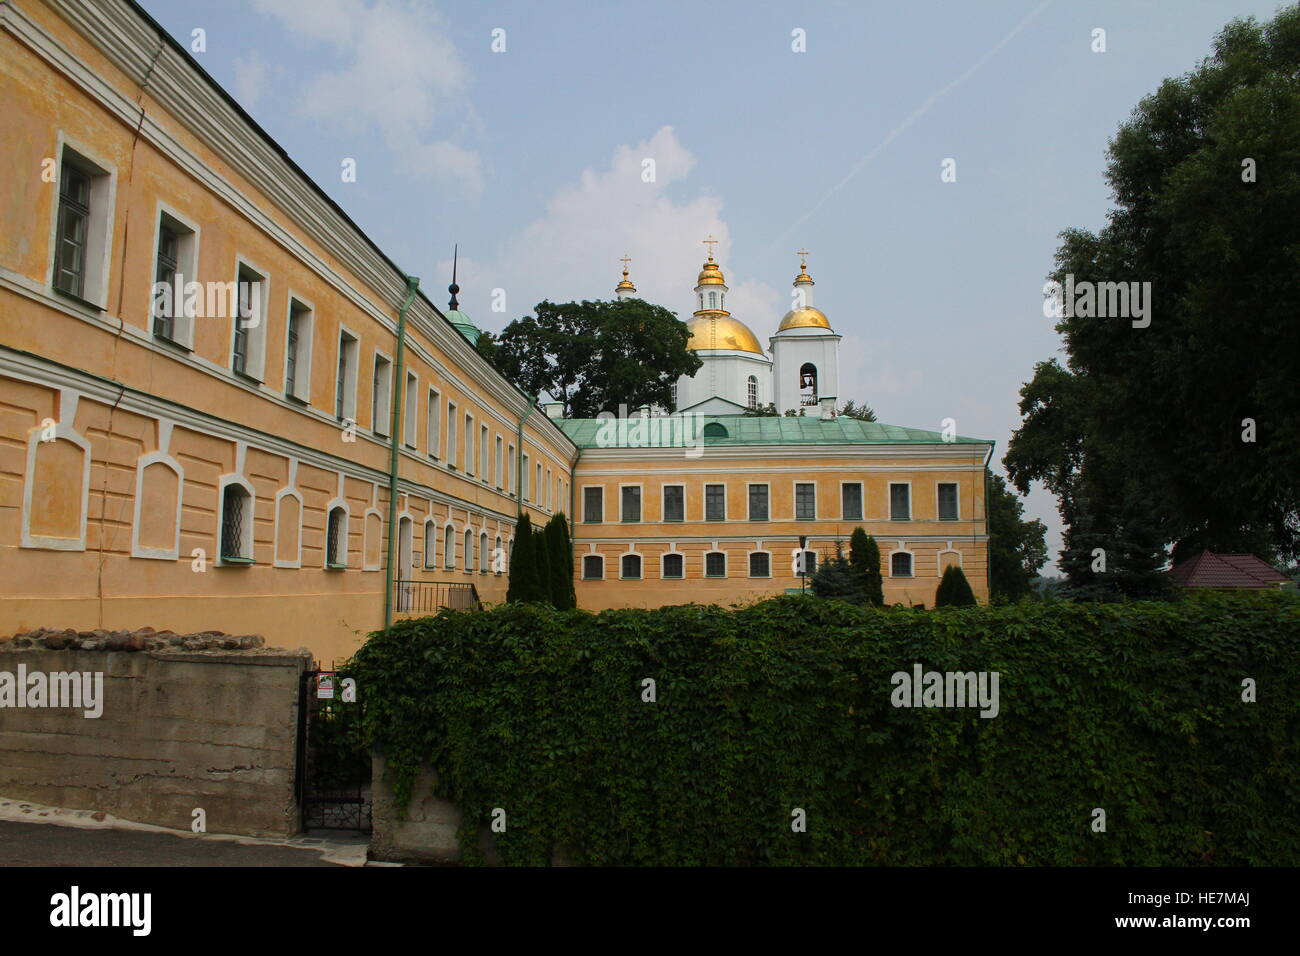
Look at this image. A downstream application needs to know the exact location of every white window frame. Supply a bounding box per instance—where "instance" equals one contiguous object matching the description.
[889,481,912,521]
[446,401,458,467]
[840,480,865,522]
[423,517,438,569]
[747,482,770,522]
[620,551,642,580]
[216,474,256,566]
[704,482,726,522]
[747,549,772,578]
[793,481,817,521]
[230,256,270,382]
[704,549,728,578]
[619,482,643,523]
[335,326,360,423]
[495,436,503,489]
[582,484,603,523]
[283,292,314,403]
[480,424,489,482]
[936,482,961,521]
[48,133,117,310]
[464,413,475,475]
[427,387,442,459]
[324,499,349,569]
[662,483,685,522]
[150,202,200,349]
[371,349,393,436]
[889,546,915,578]
[582,554,604,580]
[444,522,456,569]
[404,370,418,448]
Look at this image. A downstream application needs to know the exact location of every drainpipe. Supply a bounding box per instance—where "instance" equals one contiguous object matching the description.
[982,440,995,603]
[383,274,421,629]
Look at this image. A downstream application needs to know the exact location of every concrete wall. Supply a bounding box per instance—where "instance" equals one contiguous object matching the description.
[0,633,310,837]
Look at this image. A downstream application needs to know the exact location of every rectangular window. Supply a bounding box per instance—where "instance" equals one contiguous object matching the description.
[749,552,771,577]
[464,415,474,474]
[399,371,417,446]
[480,425,489,481]
[427,389,441,458]
[938,483,959,521]
[232,262,268,380]
[705,484,726,521]
[795,482,816,520]
[583,555,604,580]
[748,484,769,521]
[621,486,641,522]
[507,443,515,493]
[546,468,553,508]
[52,146,114,308]
[54,164,91,298]
[584,487,603,523]
[521,453,529,497]
[842,483,863,521]
[446,402,458,465]
[371,354,392,435]
[283,298,313,403]
[890,483,911,521]
[335,330,358,422]
[663,485,684,522]
[495,436,503,488]
[536,463,542,503]
[150,210,198,347]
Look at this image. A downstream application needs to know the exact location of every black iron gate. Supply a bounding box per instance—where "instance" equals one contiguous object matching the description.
[295,669,372,832]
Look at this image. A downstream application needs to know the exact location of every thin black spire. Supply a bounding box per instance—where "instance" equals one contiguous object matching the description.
[448,244,460,310]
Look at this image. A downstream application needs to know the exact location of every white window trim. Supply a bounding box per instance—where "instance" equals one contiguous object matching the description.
[150,201,201,350]
[446,401,458,467]
[130,449,184,560]
[619,548,643,580]
[272,486,304,569]
[702,482,727,522]
[937,541,963,572]
[889,543,916,578]
[840,480,865,522]
[422,517,438,568]
[464,412,474,475]
[215,473,256,566]
[507,443,515,495]
[362,507,384,571]
[936,481,961,521]
[581,483,603,523]
[324,498,350,568]
[403,370,419,448]
[283,291,315,404]
[443,521,457,569]
[792,480,817,521]
[480,424,490,483]
[495,435,503,489]
[889,481,913,521]
[661,483,685,522]
[704,549,728,578]
[371,348,393,436]
[230,255,270,382]
[48,132,117,310]
[463,528,474,574]
[335,325,360,424]
[747,482,770,522]
[619,482,644,523]
[427,386,442,459]
[582,553,605,580]
[747,548,772,578]
[494,534,503,574]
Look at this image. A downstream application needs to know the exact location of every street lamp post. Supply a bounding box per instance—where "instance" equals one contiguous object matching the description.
[799,534,808,594]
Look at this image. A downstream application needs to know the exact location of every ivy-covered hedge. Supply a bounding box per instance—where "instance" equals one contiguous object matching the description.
[344,591,1300,865]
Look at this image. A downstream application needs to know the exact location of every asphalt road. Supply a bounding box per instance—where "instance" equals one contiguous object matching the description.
[0,820,348,866]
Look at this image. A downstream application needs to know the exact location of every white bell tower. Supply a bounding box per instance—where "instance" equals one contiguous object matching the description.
[770,251,841,415]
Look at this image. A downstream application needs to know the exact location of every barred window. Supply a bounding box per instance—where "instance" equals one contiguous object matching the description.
[326,506,346,568]
[663,485,684,522]
[891,552,913,577]
[583,555,603,580]
[662,553,684,578]
[220,484,252,562]
[705,484,725,521]
[705,551,727,577]
[749,552,771,577]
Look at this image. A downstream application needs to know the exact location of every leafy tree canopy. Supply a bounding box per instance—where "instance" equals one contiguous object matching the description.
[477,298,702,417]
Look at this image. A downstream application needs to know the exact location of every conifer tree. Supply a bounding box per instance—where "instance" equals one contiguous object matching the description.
[506,512,535,603]
[545,513,576,609]
[935,565,977,607]
[849,528,884,606]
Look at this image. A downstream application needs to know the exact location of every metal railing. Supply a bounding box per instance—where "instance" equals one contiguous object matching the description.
[392,579,480,614]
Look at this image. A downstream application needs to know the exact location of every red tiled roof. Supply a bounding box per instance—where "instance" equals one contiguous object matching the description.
[1169,550,1290,589]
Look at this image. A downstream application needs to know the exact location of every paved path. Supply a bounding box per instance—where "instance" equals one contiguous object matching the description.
[0,820,357,866]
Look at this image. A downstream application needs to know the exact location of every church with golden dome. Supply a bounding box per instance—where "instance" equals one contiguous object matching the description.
[615,244,841,416]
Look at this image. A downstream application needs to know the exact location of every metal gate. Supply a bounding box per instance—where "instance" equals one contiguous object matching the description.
[295,670,372,832]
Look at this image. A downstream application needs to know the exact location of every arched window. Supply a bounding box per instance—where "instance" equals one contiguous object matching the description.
[444,525,455,569]
[464,530,473,573]
[891,552,913,577]
[703,422,728,439]
[479,532,488,573]
[494,535,503,574]
[583,555,603,580]
[326,506,347,568]
[424,521,436,568]
[621,553,642,580]
[220,482,253,562]
[709,291,717,309]
[705,551,727,578]
[747,375,758,409]
[662,553,684,579]
[799,363,818,406]
[749,551,770,578]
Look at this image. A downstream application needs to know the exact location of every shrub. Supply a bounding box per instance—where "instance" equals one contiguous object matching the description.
[935,565,977,607]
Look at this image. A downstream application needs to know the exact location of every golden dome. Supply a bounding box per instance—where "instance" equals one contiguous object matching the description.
[696,258,726,286]
[777,307,832,331]
[686,314,764,354]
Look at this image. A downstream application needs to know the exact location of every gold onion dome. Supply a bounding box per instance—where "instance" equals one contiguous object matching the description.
[685,314,764,355]
[616,272,635,292]
[696,257,726,286]
[778,307,831,331]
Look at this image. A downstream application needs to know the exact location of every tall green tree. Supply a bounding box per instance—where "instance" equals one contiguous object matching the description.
[533,527,552,605]
[935,565,977,607]
[476,298,702,417]
[1006,6,1300,593]
[810,542,867,605]
[544,513,576,609]
[506,512,539,603]
[849,528,884,606]
[986,471,1049,602]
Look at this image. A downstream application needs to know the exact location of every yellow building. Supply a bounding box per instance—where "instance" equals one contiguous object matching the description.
[0,0,991,666]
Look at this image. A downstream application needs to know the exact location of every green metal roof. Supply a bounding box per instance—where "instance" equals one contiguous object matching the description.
[445,309,481,345]
[556,414,993,448]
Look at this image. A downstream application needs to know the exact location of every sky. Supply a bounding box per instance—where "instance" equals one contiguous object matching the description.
[141,0,1291,569]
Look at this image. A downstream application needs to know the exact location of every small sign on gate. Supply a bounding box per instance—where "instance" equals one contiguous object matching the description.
[316,673,335,699]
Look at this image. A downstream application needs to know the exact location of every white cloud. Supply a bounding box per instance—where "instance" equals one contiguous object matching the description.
[230,54,268,114]
[251,0,480,196]
[448,126,779,336]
